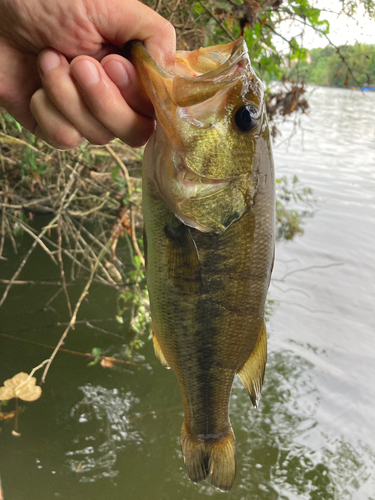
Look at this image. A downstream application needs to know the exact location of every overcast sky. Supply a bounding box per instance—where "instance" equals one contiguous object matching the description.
[276,0,375,50]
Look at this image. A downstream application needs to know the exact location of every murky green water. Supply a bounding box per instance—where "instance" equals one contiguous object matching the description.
[1,87,375,499]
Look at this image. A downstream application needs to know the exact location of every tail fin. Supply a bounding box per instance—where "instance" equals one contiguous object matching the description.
[180,423,236,491]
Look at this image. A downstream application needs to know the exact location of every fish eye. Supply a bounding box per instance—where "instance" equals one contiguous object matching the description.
[234,105,258,132]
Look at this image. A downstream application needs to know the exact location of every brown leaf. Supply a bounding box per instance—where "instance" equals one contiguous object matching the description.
[0,410,17,421]
[100,358,116,370]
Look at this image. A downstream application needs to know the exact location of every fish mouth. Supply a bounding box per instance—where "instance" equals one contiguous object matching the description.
[126,38,260,140]
[128,39,262,234]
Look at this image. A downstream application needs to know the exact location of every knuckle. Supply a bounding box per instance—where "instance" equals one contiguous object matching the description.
[160,18,175,39]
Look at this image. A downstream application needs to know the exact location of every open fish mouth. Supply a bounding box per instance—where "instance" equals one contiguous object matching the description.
[127,39,265,234]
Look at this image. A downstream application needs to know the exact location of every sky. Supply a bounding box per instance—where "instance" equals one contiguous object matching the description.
[276,0,375,50]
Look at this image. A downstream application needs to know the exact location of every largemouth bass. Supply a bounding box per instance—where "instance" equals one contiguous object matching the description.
[128,38,275,491]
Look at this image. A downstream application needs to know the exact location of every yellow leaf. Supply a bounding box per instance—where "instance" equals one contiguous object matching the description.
[0,386,15,401]
[1,372,42,401]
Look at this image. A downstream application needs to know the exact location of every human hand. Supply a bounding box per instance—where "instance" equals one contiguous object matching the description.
[0,0,175,149]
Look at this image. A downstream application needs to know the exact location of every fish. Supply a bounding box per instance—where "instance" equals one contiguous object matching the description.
[128,38,275,491]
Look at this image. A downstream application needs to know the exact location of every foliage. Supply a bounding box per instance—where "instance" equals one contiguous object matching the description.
[295,43,375,87]
[276,175,313,240]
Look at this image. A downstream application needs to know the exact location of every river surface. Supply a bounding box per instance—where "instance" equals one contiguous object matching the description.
[0,86,374,499]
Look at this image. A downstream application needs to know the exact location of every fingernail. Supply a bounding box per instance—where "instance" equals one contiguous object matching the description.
[34,124,86,148]
[72,60,100,88]
[39,51,60,75]
[102,60,129,87]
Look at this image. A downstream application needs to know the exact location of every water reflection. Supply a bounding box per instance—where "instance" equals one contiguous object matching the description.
[54,346,375,499]
[66,385,141,482]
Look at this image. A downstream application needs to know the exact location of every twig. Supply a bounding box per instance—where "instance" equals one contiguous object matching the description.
[0,279,61,285]
[73,221,123,268]
[105,144,133,193]
[67,192,110,217]
[200,1,235,40]
[0,332,140,367]
[0,203,6,259]
[43,287,64,310]
[63,216,116,284]
[57,218,72,316]
[4,214,17,254]
[8,215,57,265]
[41,241,112,383]
[0,132,44,154]
[279,7,362,87]
[130,205,145,267]
[0,164,82,308]
[0,220,57,307]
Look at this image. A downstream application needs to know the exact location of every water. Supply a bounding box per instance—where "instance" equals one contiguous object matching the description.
[1,86,375,499]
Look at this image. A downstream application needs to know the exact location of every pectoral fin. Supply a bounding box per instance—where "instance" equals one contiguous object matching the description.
[152,324,170,369]
[237,322,267,408]
[164,222,201,294]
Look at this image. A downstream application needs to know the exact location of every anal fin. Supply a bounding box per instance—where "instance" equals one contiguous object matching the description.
[151,324,170,369]
[237,321,267,408]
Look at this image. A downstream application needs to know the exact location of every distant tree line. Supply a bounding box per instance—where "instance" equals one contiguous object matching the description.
[295,43,375,88]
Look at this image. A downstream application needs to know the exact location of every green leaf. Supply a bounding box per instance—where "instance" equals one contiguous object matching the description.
[111,164,120,180]
[88,347,101,366]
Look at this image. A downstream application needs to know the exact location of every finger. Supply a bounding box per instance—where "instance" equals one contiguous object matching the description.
[70,55,155,147]
[0,41,41,131]
[101,55,154,118]
[38,49,115,145]
[30,88,86,150]
[94,0,176,69]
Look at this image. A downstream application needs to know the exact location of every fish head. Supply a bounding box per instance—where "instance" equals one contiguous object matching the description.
[129,39,272,234]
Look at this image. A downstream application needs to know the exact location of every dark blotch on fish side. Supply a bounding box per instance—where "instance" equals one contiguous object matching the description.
[164,222,202,294]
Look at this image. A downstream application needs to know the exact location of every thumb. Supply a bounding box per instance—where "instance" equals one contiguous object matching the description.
[92,0,176,69]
